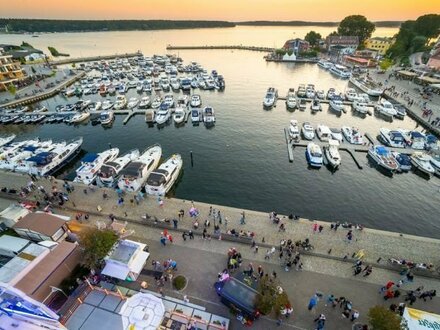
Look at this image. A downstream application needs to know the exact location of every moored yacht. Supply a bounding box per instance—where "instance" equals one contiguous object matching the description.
[173,107,186,124]
[352,99,369,114]
[102,100,114,110]
[329,97,345,113]
[379,128,406,148]
[73,148,119,185]
[100,111,115,125]
[306,143,323,168]
[151,97,162,109]
[368,145,399,172]
[342,126,364,145]
[145,154,183,195]
[310,99,322,112]
[375,99,397,118]
[317,59,333,69]
[114,95,127,110]
[316,125,332,141]
[155,104,171,125]
[286,89,297,110]
[70,111,90,124]
[345,88,358,101]
[329,128,343,142]
[139,97,151,109]
[330,64,351,79]
[324,139,341,169]
[190,94,202,107]
[127,97,139,109]
[96,149,140,187]
[391,152,412,172]
[191,109,201,123]
[117,145,162,192]
[302,122,315,140]
[263,87,277,108]
[428,149,440,175]
[411,152,435,177]
[0,134,16,147]
[288,120,300,141]
[349,76,384,96]
[202,107,216,124]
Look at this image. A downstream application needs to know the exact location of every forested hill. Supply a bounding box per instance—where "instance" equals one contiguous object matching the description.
[0,19,236,32]
[236,21,402,27]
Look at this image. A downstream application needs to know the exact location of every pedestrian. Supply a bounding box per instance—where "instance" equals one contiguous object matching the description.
[209,206,212,216]
[326,294,335,307]
[182,232,187,241]
[346,230,353,243]
[380,281,394,293]
[240,211,246,225]
[265,249,271,259]
[351,310,359,322]
[84,213,89,221]
[103,192,108,199]
[354,265,362,276]
[160,236,166,246]
[254,245,259,253]
[313,223,318,233]
[158,197,164,207]
[188,230,194,239]
[308,294,318,311]
[218,210,222,224]
[318,225,323,233]
[183,295,189,303]
[173,218,178,229]
[314,314,326,330]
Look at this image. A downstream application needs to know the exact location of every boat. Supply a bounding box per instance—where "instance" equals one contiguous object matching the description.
[326,88,336,100]
[394,104,406,119]
[0,134,16,147]
[216,75,225,90]
[310,99,322,112]
[407,131,426,150]
[316,90,325,99]
[317,60,333,69]
[139,97,151,109]
[305,143,323,168]
[136,83,143,93]
[151,97,162,109]
[34,105,48,113]
[288,120,300,140]
[428,149,440,175]
[391,152,412,172]
[329,128,343,142]
[301,122,315,140]
[191,109,201,123]
[345,88,358,101]
[329,98,345,113]
[145,154,183,195]
[117,145,162,192]
[375,99,397,118]
[73,148,119,185]
[379,128,406,148]
[180,78,191,91]
[286,89,297,109]
[163,94,175,108]
[297,85,306,98]
[349,76,384,96]
[342,126,364,145]
[410,152,435,177]
[263,87,277,108]
[100,111,115,125]
[155,104,171,125]
[316,125,332,141]
[298,99,307,111]
[177,95,189,108]
[102,100,114,111]
[89,101,102,111]
[145,110,156,123]
[170,78,181,91]
[70,111,90,123]
[114,95,127,110]
[324,139,341,169]
[127,97,139,109]
[173,107,186,124]
[358,93,370,103]
[202,107,216,124]
[329,64,351,79]
[368,145,399,172]
[96,149,140,187]
[352,100,369,114]
[306,87,315,99]
[190,94,202,107]
[26,138,83,176]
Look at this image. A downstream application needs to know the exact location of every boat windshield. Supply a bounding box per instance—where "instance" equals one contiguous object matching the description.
[147,172,167,186]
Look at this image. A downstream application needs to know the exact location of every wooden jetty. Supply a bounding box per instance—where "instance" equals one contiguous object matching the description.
[166,45,275,52]
[49,51,142,66]
[122,110,145,125]
[283,128,294,162]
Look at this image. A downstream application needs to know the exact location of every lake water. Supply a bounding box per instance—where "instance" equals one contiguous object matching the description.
[2,26,440,238]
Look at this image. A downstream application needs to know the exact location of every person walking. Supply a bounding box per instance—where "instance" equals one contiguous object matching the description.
[314,314,326,330]
[308,294,319,311]
[160,236,167,246]
[351,310,360,322]
[240,211,246,225]
[173,218,178,229]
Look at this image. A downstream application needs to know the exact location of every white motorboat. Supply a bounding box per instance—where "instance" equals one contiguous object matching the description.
[306,87,315,99]
[349,76,384,96]
[34,105,48,113]
[375,99,397,118]
[263,87,277,108]
[100,111,115,125]
[117,144,162,192]
[428,149,440,175]
[310,99,322,112]
[288,120,300,140]
[352,100,369,114]
[324,139,341,169]
[0,134,16,147]
[127,97,139,109]
[298,99,307,111]
[330,64,351,79]
[97,149,140,187]
[316,90,325,99]
[27,138,83,176]
[145,154,183,196]
[155,104,171,125]
[408,131,426,150]
[342,126,364,145]
[145,109,156,123]
[358,93,370,103]
[163,94,175,108]
[139,97,151,109]
[102,100,114,110]
[329,128,343,142]
[170,78,181,91]
[297,84,306,98]
[368,145,399,172]
[345,88,358,101]
[191,109,201,123]
[177,95,189,108]
[151,97,162,109]
[302,122,315,140]
[411,152,435,177]
[202,107,216,124]
[379,128,406,148]
[305,143,323,168]
[114,95,127,110]
[316,125,332,141]
[286,89,297,109]
[73,148,119,185]
[173,107,186,124]
[317,60,333,69]
[391,151,412,172]
[89,101,102,111]
[190,94,202,107]
[329,98,345,112]
[70,111,90,123]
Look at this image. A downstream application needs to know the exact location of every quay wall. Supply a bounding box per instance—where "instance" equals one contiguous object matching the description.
[166,45,275,52]
[50,51,142,65]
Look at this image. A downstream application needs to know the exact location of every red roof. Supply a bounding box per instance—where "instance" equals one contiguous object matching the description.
[345,56,369,64]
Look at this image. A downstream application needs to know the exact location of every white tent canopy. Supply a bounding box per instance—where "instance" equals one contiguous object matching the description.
[120,293,165,330]
[101,262,130,280]
[402,307,440,329]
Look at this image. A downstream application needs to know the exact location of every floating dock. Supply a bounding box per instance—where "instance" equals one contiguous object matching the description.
[283,128,294,162]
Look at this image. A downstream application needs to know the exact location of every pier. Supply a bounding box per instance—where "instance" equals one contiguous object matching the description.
[49,51,143,66]
[166,45,275,52]
[283,128,294,162]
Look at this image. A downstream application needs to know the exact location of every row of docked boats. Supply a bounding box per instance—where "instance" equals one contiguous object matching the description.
[0,136,83,176]
[305,141,342,169]
[379,128,437,151]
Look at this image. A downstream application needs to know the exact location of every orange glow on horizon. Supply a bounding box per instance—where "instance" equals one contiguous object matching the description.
[3,0,440,21]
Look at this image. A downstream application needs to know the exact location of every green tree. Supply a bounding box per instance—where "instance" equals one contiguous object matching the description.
[78,228,118,269]
[368,305,401,330]
[275,48,287,56]
[337,15,376,45]
[304,31,322,46]
[413,14,440,39]
[255,276,291,318]
[7,84,16,95]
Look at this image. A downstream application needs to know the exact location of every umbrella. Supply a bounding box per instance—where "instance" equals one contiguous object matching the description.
[120,293,165,330]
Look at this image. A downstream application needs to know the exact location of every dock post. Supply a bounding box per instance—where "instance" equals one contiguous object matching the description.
[190,151,194,167]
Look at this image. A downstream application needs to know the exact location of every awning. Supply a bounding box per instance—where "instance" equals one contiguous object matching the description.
[397,70,418,77]
[130,251,150,275]
[417,76,440,84]
[402,307,440,329]
[101,262,130,280]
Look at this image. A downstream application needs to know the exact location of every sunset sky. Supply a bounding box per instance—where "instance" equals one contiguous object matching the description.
[3,0,439,21]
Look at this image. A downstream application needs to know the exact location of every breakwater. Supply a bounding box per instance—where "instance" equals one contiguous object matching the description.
[50,51,142,65]
[166,45,275,52]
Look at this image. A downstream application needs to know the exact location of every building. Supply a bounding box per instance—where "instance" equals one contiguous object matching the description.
[427,48,440,70]
[0,283,67,330]
[8,49,45,62]
[0,235,81,303]
[101,239,150,281]
[283,38,310,56]
[325,36,359,54]
[0,204,30,230]
[0,47,26,91]
[364,37,394,56]
[13,212,71,242]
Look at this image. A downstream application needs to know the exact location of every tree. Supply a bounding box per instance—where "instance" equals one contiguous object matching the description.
[337,15,376,45]
[7,84,16,95]
[413,14,440,39]
[78,228,118,269]
[304,31,322,47]
[368,305,401,330]
[255,276,291,318]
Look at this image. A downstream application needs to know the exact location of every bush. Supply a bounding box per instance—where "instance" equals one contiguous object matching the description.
[173,275,187,290]
[379,58,394,70]
[368,305,401,330]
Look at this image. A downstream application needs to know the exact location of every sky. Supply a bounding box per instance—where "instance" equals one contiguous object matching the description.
[2,0,439,21]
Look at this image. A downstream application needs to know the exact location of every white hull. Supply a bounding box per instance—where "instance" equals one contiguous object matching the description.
[349,77,383,96]
[74,148,119,185]
[145,154,183,195]
[324,146,341,168]
[96,149,140,187]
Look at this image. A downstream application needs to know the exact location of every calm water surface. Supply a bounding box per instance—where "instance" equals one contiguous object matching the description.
[1,27,440,238]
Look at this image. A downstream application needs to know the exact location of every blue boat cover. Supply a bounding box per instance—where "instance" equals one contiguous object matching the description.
[426,134,438,144]
[376,146,388,155]
[397,154,411,165]
[389,131,404,140]
[26,152,54,165]
[22,145,39,152]
[159,103,169,110]
[411,131,425,139]
[81,153,98,163]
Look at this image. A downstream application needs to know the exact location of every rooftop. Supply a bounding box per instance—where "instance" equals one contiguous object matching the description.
[13,212,69,237]
[108,239,145,264]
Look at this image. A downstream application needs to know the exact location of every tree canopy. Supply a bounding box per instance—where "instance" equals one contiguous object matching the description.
[337,15,376,44]
[368,305,401,330]
[305,31,322,46]
[78,228,118,269]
